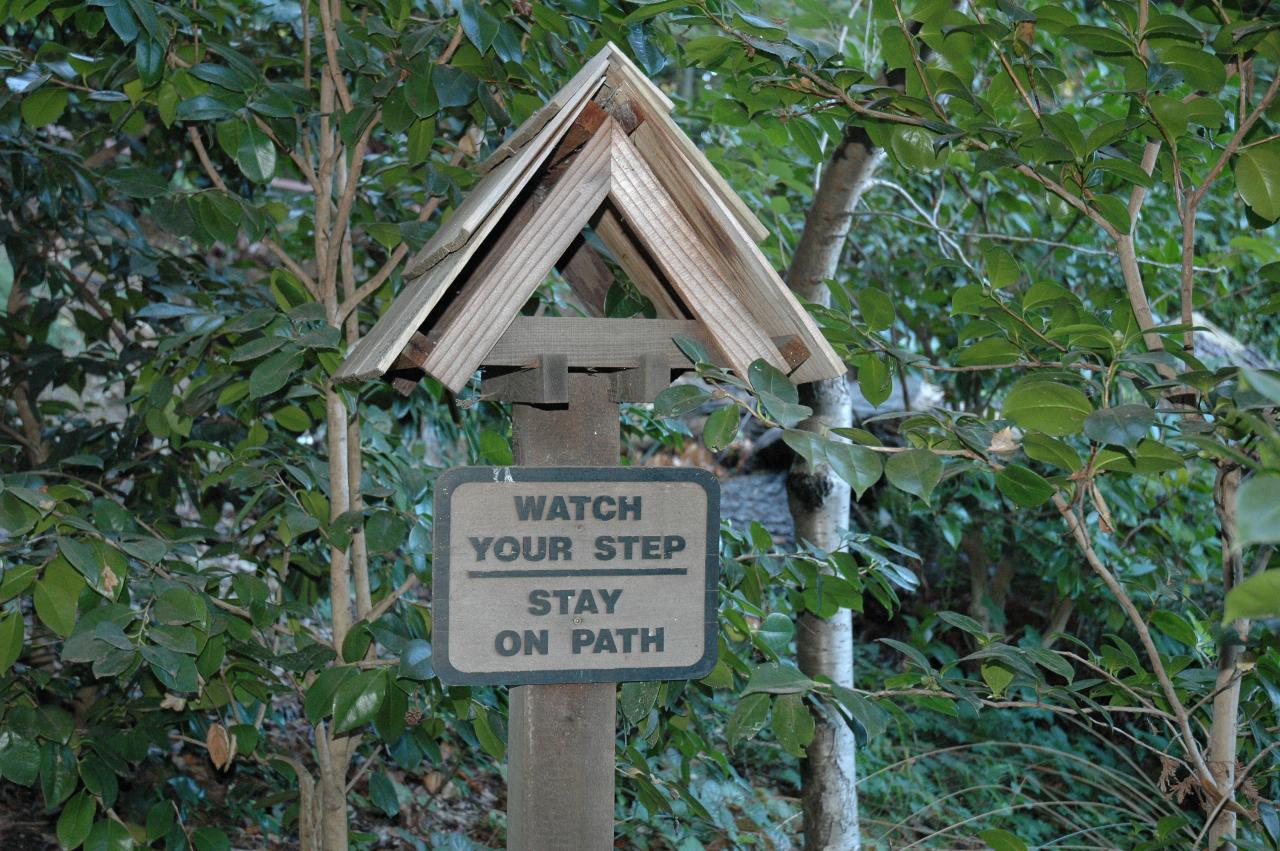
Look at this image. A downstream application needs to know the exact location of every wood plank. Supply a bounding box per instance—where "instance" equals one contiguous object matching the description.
[481,354,569,404]
[506,372,619,851]
[418,122,617,391]
[478,46,617,175]
[606,124,789,379]
[609,353,674,402]
[556,237,614,316]
[603,47,769,244]
[476,316,719,369]
[334,65,609,384]
[593,208,684,319]
[628,121,845,384]
[403,59,608,279]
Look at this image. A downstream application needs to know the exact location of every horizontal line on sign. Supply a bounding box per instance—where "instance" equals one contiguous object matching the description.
[466,568,691,579]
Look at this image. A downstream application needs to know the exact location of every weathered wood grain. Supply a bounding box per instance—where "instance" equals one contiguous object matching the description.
[333,53,609,383]
[418,122,616,391]
[480,354,569,404]
[629,121,844,384]
[507,373,618,851]
[593,208,685,319]
[607,123,789,378]
[475,316,720,369]
[604,48,769,244]
[557,236,614,316]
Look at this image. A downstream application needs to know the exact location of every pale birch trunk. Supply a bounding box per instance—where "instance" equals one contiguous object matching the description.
[1208,464,1245,846]
[785,127,884,851]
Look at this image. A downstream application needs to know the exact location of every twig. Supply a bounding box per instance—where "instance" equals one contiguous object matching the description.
[1052,493,1224,801]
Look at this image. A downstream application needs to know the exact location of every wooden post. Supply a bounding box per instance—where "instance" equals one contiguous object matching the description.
[503,369,617,850]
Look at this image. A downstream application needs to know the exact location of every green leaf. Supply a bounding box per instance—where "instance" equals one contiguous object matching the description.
[433,66,476,109]
[457,0,500,52]
[889,125,942,171]
[249,350,303,399]
[1236,142,1280,222]
[192,827,229,851]
[57,790,96,849]
[473,708,505,759]
[981,663,1015,698]
[726,693,771,749]
[857,287,895,330]
[1225,570,1280,623]
[176,94,234,122]
[135,37,164,88]
[1083,404,1154,449]
[304,666,355,723]
[235,122,276,183]
[982,244,1019,288]
[83,818,132,851]
[703,404,740,452]
[855,354,892,407]
[341,621,373,663]
[333,668,386,732]
[22,88,69,127]
[979,828,1028,851]
[620,680,660,727]
[0,611,23,674]
[824,440,884,499]
[749,359,810,426]
[107,166,168,198]
[155,587,204,626]
[1158,45,1226,92]
[1002,380,1092,436]
[831,685,888,739]
[0,492,39,536]
[771,693,815,756]
[41,743,78,809]
[653,384,708,418]
[272,404,310,432]
[748,359,798,403]
[190,63,249,92]
[756,612,795,654]
[995,464,1055,507]
[368,771,399,817]
[0,733,40,785]
[673,334,710,365]
[405,67,439,118]
[366,511,408,554]
[1238,475,1280,546]
[1022,433,1081,472]
[34,561,84,638]
[477,429,513,465]
[884,449,943,504]
[743,662,815,695]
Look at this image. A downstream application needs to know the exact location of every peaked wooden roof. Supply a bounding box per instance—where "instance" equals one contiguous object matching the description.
[336,42,845,391]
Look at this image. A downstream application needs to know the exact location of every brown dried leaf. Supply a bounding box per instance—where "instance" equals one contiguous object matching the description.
[159,693,186,712]
[207,723,232,771]
[422,771,444,794]
[987,426,1020,455]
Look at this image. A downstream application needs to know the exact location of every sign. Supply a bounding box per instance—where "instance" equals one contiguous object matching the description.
[432,466,719,685]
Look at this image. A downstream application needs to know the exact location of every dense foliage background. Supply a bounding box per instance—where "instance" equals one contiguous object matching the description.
[2,0,1279,848]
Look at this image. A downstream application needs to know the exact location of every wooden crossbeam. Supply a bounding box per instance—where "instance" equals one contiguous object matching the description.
[478,317,720,369]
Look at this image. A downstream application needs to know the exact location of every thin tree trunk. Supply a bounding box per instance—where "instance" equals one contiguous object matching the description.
[785,125,884,851]
[1208,464,1246,845]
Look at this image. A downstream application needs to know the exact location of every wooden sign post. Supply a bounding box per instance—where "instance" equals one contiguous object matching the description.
[334,41,848,851]
[504,371,618,850]
[511,372,622,849]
